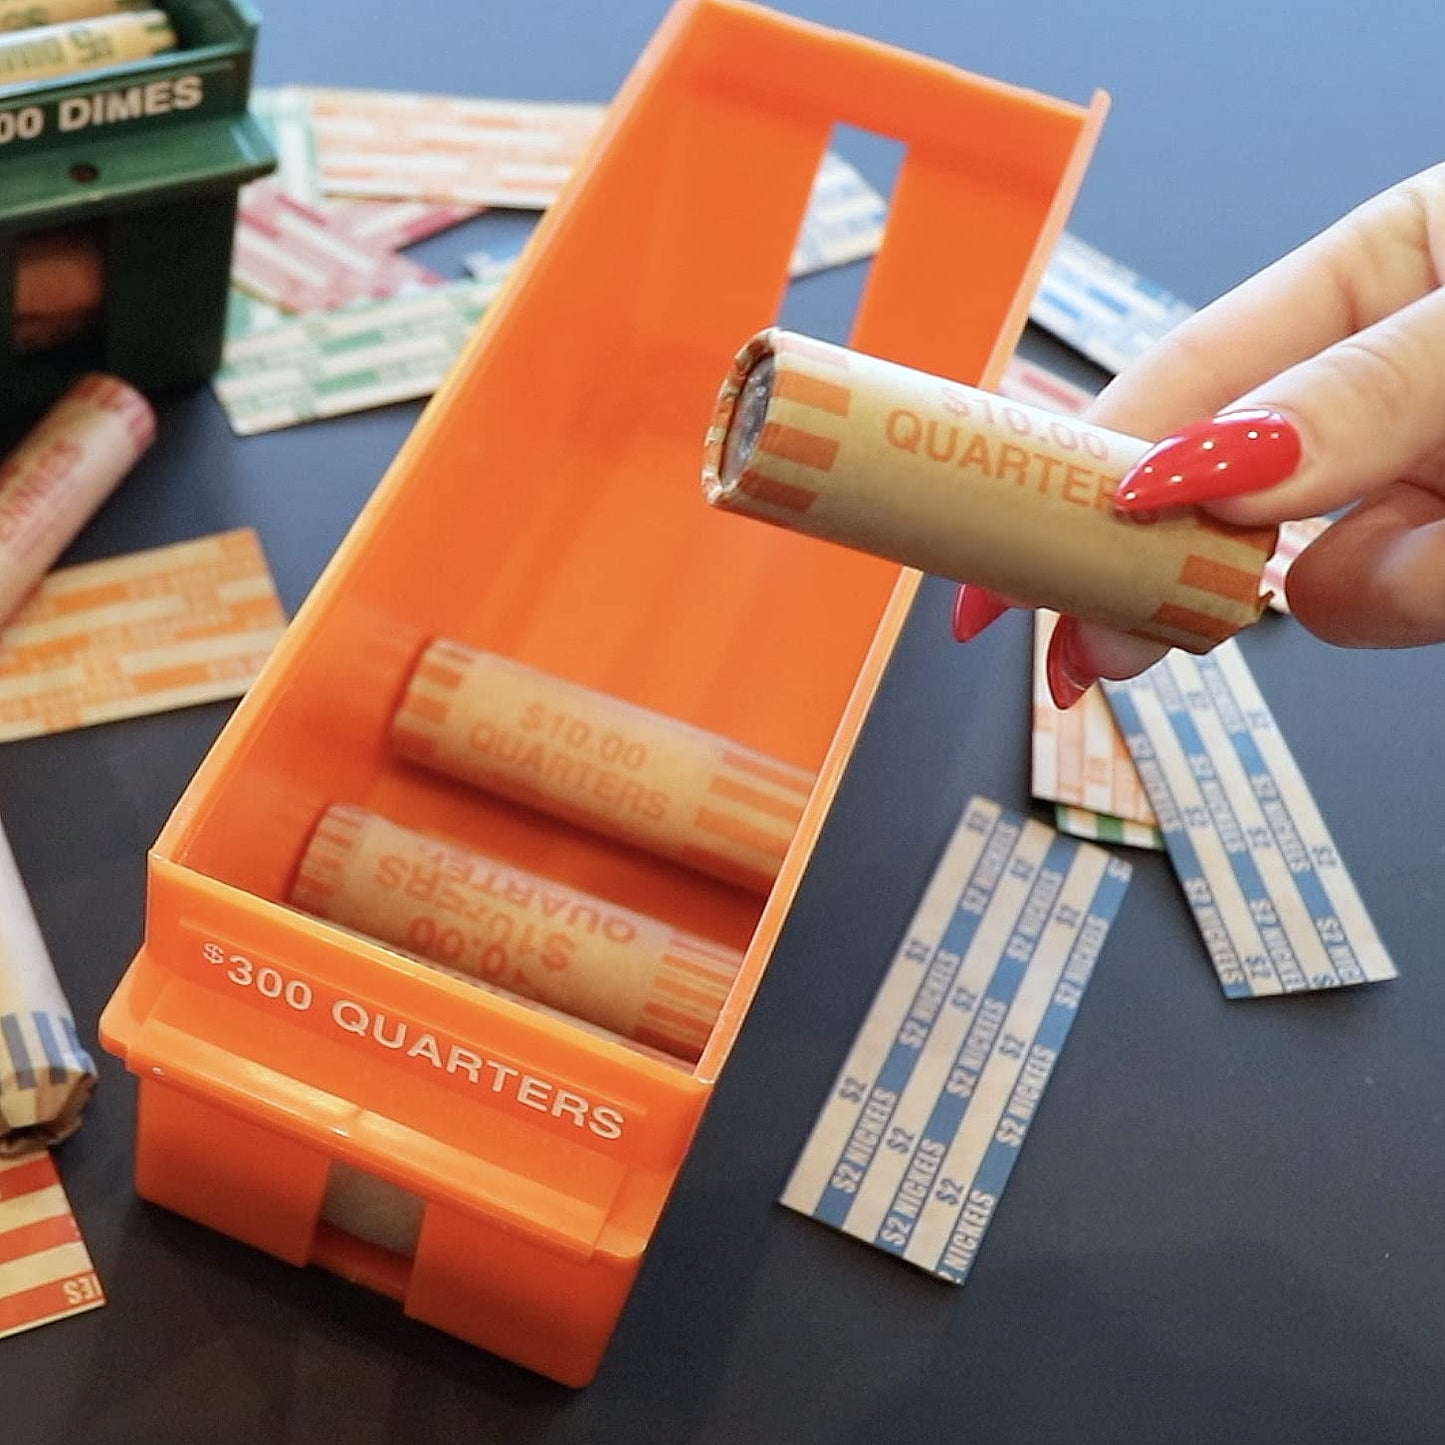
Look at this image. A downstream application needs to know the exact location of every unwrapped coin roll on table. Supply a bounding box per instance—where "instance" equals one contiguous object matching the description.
[0,813,96,1153]
[291,806,741,1062]
[0,373,155,626]
[392,642,815,893]
[703,329,1276,653]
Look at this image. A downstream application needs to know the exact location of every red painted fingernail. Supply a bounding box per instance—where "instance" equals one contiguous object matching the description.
[951,584,1011,642]
[1112,408,1301,512]
[1045,617,1094,710]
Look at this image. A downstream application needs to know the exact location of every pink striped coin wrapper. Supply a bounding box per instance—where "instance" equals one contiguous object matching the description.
[233,180,441,314]
[323,198,484,252]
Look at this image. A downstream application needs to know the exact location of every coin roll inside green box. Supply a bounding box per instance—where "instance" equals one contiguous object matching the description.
[0,0,275,419]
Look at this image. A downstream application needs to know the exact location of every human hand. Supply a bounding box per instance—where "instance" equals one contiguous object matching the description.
[955,161,1445,706]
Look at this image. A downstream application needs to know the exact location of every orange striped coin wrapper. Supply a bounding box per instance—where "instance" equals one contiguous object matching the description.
[291,807,741,1063]
[393,643,815,895]
[0,373,154,627]
[702,329,1277,654]
[0,1151,103,1339]
[0,527,286,742]
[300,87,606,208]
[1031,610,1157,828]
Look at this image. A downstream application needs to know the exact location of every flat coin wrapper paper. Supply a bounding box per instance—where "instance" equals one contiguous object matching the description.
[703,330,1277,653]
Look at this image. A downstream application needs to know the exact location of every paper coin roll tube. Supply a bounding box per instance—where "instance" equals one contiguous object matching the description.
[391,642,816,894]
[14,228,104,354]
[0,7,173,86]
[0,0,147,32]
[304,902,688,1069]
[0,373,155,626]
[291,806,742,1063]
[702,329,1277,653]
[0,813,97,1154]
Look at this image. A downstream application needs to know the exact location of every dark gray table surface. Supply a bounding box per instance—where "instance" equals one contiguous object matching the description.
[8,2,1445,1441]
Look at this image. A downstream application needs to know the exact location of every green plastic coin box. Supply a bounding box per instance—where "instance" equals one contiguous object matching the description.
[0,0,275,417]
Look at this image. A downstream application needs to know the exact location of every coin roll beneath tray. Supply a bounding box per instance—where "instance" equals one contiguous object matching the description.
[290,805,742,1063]
[391,641,816,894]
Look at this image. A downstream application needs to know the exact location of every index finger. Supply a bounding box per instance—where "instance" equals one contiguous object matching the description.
[1085,163,1445,443]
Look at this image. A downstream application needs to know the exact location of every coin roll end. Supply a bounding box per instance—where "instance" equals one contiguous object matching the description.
[701,328,780,507]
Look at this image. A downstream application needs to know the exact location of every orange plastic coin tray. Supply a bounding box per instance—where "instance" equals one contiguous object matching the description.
[100,0,1105,1387]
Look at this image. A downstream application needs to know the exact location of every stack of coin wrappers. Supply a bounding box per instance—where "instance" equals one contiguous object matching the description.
[997,248,1335,852]
[0,0,291,1227]
[0,1,175,86]
[213,83,1181,439]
